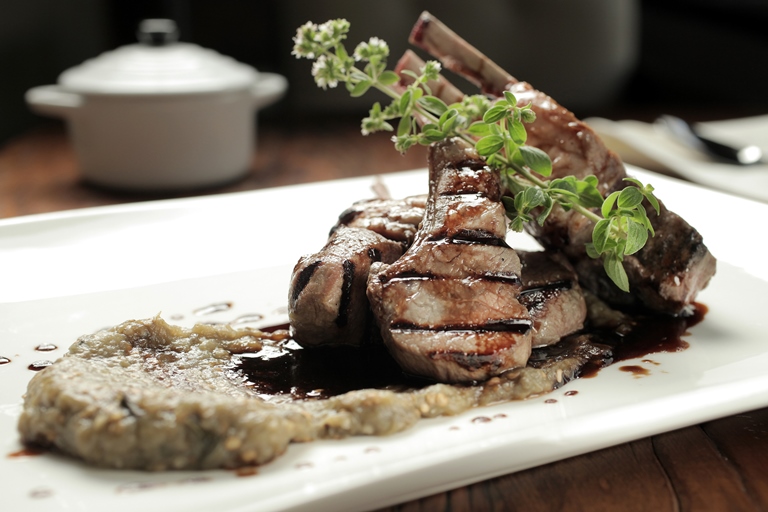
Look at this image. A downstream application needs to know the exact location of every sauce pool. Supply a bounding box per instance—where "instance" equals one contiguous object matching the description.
[235,303,707,400]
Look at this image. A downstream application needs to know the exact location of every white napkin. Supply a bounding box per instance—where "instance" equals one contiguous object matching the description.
[584,115,768,203]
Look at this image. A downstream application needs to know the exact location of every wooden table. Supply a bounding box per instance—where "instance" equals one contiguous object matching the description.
[2,120,767,512]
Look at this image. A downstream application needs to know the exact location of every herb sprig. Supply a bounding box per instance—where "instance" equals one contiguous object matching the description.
[293,19,659,292]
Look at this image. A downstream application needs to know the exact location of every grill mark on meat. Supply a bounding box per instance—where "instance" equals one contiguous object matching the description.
[383,275,433,283]
[520,279,573,298]
[428,229,510,247]
[480,272,523,284]
[519,280,574,323]
[367,138,533,382]
[336,207,361,228]
[392,317,532,334]
[289,227,404,347]
[382,270,521,287]
[456,159,489,171]
[377,270,436,283]
[291,260,321,303]
[439,190,488,197]
[335,260,356,328]
[429,350,504,372]
[368,248,382,261]
[331,196,427,244]
[517,251,587,347]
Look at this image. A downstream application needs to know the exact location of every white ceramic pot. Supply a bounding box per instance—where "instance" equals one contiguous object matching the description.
[25,19,287,190]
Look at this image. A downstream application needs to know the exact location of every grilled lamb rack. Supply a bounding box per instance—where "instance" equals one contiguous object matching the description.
[367,138,534,383]
[403,12,716,314]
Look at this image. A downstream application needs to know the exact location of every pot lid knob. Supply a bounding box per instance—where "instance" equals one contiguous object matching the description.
[137,19,179,46]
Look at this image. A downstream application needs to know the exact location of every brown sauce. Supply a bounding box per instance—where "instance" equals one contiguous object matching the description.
[28,360,53,372]
[8,446,46,458]
[578,302,706,378]
[235,304,707,401]
[0,356,10,365]
[620,365,651,377]
[235,466,259,477]
[233,339,428,400]
[261,323,290,333]
[35,343,57,352]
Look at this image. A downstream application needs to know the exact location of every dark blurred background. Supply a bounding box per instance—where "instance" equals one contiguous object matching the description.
[2,0,767,144]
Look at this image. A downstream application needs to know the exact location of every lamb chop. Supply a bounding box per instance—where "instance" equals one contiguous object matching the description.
[518,250,587,347]
[332,195,427,244]
[367,137,534,383]
[289,192,428,347]
[292,191,585,354]
[401,12,717,315]
[288,226,403,347]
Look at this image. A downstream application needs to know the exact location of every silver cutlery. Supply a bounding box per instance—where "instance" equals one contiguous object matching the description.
[655,114,763,165]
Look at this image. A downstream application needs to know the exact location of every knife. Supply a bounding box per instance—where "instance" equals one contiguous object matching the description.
[655,115,764,165]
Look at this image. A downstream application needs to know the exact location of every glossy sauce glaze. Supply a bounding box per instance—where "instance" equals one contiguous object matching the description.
[233,340,428,401]
[234,303,707,400]
[578,303,707,378]
[28,360,54,372]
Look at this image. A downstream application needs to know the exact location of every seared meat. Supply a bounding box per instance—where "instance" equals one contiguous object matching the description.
[510,83,716,313]
[288,226,403,347]
[518,251,587,347]
[367,138,533,383]
[333,195,426,244]
[406,11,716,314]
[289,194,426,348]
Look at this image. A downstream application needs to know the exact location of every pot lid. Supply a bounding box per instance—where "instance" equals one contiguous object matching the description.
[58,19,258,95]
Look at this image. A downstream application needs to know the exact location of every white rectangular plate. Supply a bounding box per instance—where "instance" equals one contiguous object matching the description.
[1,168,767,512]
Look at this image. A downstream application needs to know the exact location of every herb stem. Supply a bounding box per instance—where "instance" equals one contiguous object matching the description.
[294,19,659,292]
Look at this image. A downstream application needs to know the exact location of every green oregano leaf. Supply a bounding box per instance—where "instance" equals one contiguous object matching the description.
[617,186,644,210]
[519,146,552,177]
[349,80,372,97]
[467,121,492,137]
[397,114,412,137]
[417,96,448,116]
[422,129,446,142]
[592,218,612,253]
[399,89,412,115]
[602,190,620,218]
[585,242,599,259]
[624,220,648,255]
[483,105,508,124]
[604,253,629,292]
[575,177,604,209]
[378,70,400,86]
[476,135,505,156]
[509,119,527,145]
